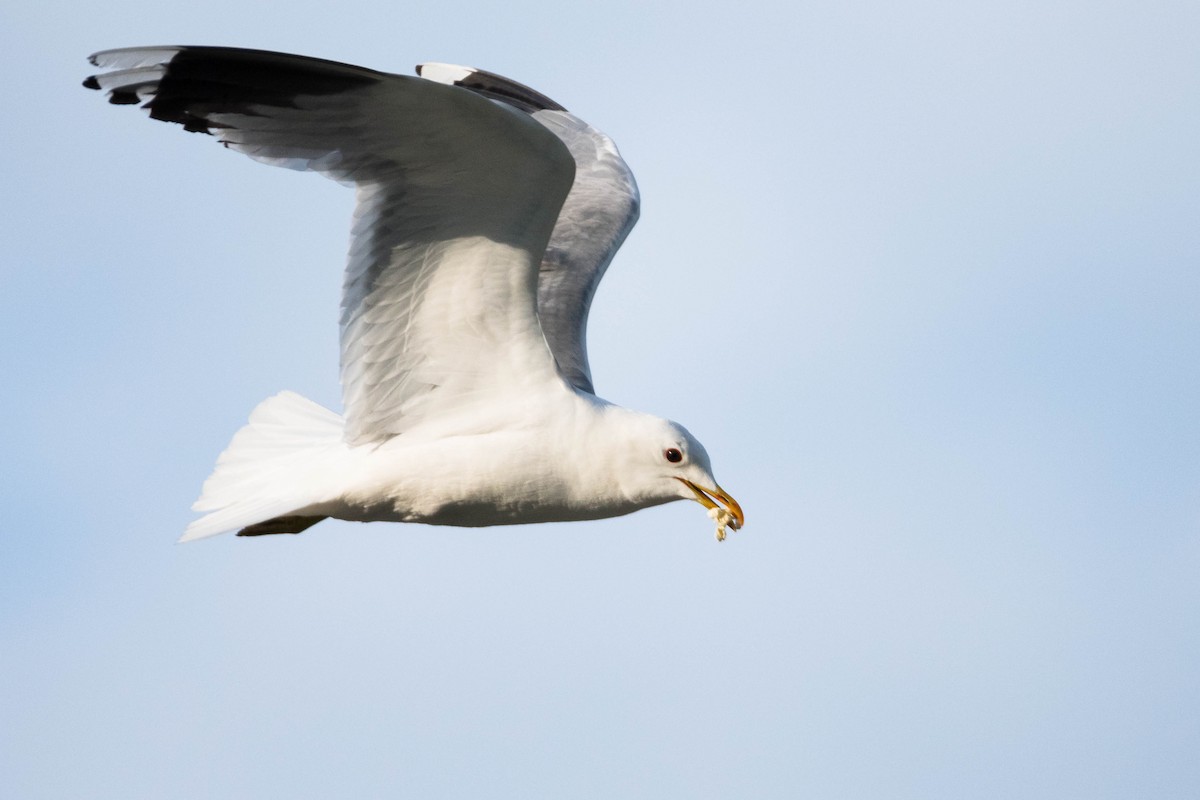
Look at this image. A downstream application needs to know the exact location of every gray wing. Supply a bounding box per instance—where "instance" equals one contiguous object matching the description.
[86,47,576,444]
[418,64,641,394]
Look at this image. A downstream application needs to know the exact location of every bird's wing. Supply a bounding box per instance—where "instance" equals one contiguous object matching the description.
[417,64,640,394]
[86,47,576,444]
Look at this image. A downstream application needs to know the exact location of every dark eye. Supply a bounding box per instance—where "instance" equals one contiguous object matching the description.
[664,447,683,463]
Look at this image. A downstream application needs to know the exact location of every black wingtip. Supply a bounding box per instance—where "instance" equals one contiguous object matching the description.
[109,89,141,105]
[458,68,567,113]
[82,75,101,90]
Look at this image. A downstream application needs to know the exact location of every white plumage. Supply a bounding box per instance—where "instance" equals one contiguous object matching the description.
[85,46,743,542]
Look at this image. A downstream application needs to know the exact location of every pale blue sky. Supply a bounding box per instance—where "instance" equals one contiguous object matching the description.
[2,1,1198,797]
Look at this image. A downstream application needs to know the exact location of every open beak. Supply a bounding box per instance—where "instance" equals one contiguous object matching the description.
[675,478,745,531]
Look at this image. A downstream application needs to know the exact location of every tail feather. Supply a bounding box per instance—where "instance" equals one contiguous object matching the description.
[181,391,346,542]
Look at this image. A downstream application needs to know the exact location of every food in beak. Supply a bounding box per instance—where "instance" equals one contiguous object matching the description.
[676,478,745,541]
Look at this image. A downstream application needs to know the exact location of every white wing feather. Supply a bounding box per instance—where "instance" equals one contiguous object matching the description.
[416,63,640,394]
[86,46,576,444]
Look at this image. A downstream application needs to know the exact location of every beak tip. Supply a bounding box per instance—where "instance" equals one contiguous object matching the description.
[677,477,745,534]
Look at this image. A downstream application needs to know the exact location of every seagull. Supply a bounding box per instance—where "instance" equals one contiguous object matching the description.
[84,46,744,542]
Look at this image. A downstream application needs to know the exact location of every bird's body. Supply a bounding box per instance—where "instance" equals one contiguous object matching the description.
[227,387,677,534]
[85,46,743,541]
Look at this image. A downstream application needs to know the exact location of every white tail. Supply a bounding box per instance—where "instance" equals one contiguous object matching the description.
[181,391,347,542]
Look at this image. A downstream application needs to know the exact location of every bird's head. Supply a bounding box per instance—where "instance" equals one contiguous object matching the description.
[606,410,744,539]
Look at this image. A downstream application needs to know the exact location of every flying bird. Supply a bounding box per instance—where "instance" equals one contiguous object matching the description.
[84,46,743,542]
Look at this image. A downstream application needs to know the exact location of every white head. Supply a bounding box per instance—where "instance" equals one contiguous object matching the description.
[596,407,744,533]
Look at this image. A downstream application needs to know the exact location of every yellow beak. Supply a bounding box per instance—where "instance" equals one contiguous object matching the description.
[675,478,745,530]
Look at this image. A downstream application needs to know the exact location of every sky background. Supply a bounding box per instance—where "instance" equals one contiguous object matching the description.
[2,1,1198,797]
